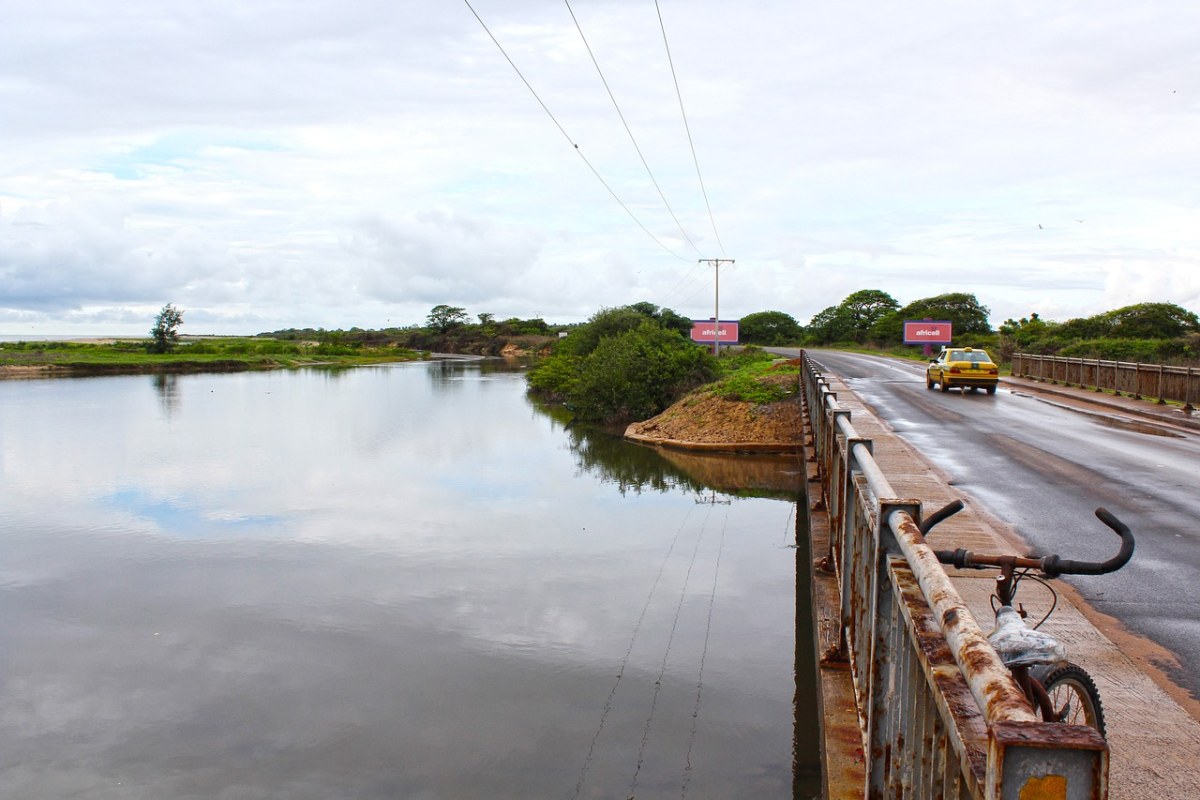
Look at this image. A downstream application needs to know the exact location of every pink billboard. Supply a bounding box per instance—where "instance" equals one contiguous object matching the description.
[903,320,952,345]
[690,320,739,344]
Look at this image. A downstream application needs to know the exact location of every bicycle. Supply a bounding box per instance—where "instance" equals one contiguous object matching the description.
[919,501,1135,737]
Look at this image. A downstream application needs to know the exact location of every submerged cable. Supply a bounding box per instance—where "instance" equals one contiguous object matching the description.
[570,505,698,800]
[681,502,730,798]
[628,503,712,799]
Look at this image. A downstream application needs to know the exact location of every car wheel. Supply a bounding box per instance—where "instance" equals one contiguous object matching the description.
[986,385,997,395]
[926,375,935,390]
[969,386,978,393]
[939,376,950,393]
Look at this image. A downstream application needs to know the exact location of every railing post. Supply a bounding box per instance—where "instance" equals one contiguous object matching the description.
[986,721,1108,800]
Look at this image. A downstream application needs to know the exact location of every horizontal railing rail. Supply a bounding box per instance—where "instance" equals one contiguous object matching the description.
[1011,353,1198,411]
[801,351,1108,799]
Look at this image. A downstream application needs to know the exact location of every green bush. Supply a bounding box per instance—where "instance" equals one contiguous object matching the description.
[570,323,718,422]
[525,353,582,399]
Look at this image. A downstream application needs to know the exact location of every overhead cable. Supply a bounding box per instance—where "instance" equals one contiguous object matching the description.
[564,0,705,257]
[463,0,691,262]
[656,260,709,307]
[655,0,726,257]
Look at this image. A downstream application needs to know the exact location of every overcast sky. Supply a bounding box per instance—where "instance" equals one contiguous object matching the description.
[2,1,1198,335]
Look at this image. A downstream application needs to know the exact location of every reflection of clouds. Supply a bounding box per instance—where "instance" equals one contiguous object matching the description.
[0,362,802,796]
[103,487,284,537]
[0,364,562,542]
[0,497,797,796]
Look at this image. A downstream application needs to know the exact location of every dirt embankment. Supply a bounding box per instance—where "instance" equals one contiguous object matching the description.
[624,377,803,453]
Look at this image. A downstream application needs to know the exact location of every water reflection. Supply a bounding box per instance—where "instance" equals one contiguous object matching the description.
[0,361,816,799]
[426,356,527,388]
[152,373,180,416]
[564,422,709,495]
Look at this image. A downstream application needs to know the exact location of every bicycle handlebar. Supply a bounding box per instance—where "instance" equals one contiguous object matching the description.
[1040,508,1135,576]
[931,507,1135,577]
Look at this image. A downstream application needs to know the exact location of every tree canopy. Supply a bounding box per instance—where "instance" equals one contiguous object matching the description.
[527,303,716,422]
[868,292,992,343]
[427,305,468,333]
[149,304,184,353]
[738,310,802,345]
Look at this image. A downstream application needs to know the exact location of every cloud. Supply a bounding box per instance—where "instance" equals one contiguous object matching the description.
[347,208,544,305]
[2,1,1200,334]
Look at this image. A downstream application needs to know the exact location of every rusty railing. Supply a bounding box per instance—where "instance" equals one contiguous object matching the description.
[1011,353,1198,411]
[801,352,1108,799]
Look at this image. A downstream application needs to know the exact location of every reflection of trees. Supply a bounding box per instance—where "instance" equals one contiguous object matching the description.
[426,357,527,390]
[533,401,804,499]
[528,381,803,499]
[565,423,710,496]
[152,373,180,416]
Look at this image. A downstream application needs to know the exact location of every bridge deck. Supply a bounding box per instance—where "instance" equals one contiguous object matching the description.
[809,374,1200,799]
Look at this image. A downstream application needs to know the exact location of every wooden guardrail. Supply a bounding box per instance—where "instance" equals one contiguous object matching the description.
[1011,353,1199,411]
[801,352,1108,799]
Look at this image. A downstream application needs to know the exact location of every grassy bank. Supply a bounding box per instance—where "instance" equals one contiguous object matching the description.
[0,337,425,377]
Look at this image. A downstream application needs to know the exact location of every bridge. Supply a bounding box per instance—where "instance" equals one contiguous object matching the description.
[797,352,1200,799]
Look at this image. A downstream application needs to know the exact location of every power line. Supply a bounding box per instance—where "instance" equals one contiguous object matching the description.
[655,0,725,256]
[564,0,705,257]
[462,0,691,262]
[657,260,710,306]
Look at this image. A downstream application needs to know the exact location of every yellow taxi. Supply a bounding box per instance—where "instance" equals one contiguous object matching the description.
[926,347,999,394]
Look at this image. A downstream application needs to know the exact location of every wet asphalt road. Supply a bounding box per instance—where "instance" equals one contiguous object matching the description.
[794,349,1200,703]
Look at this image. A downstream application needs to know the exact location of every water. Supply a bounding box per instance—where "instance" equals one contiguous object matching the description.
[0,360,819,799]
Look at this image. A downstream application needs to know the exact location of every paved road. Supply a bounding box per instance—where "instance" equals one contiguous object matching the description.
[792,348,1200,704]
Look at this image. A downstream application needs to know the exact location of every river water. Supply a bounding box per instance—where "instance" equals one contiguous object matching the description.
[0,360,819,799]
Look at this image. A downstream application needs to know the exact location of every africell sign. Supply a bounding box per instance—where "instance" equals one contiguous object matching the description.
[690,320,739,344]
[903,320,952,345]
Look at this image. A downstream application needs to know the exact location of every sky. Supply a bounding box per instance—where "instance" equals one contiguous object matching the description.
[2,0,1199,336]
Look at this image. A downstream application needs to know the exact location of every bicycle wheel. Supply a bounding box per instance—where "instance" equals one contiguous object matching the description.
[1042,663,1106,737]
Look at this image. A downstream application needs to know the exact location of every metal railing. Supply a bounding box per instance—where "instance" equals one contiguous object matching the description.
[1012,353,1199,411]
[801,352,1108,799]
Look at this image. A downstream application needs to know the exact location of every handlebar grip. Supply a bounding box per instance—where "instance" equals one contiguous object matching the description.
[1040,507,1135,576]
[933,548,986,570]
[920,499,965,535]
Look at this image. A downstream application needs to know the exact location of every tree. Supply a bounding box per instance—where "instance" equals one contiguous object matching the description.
[739,310,802,345]
[626,301,693,336]
[1105,302,1200,339]
[804,305,855,344]
[840,290,899,342]
[888,292,992,338]
[557,306,650,357]
[427,305,468,333]
[570,322,718,421]
[149,304,184,353]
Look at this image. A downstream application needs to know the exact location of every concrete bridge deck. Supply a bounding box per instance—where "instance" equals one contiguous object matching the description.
[808,372,1200,799]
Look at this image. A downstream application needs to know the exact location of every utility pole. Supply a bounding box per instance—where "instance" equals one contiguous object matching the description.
[699,259,734,356]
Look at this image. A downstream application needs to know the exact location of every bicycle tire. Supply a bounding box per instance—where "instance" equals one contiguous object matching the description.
[1041,663,1106,737]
